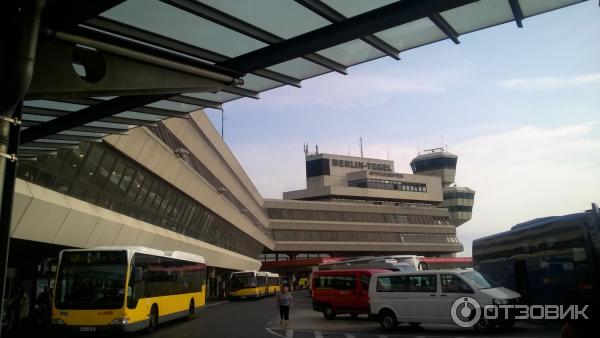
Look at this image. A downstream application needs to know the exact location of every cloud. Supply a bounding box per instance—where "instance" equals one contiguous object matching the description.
[497,72,600,91]
[231,122,600,257]
[255,68,468,110]
[452,121,600,255]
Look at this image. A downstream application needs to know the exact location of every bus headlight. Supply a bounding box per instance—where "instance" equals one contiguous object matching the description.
[52,318,65,325]
[493,299,509,305]
[109,318,129,325]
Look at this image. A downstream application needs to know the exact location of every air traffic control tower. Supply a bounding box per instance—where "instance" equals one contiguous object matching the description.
[410,148,475,226]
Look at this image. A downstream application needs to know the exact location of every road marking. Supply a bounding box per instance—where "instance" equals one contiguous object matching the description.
[286,329,294,338]
[265,328,286,338]
[344,334,356,338]
[266,315,280,329]
[314,331,323,338]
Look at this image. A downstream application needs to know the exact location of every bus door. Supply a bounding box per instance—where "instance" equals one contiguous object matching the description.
[514,260,528,302]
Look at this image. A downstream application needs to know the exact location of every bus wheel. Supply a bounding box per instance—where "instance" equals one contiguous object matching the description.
[187,299,195,321]
[323,305,336,320]
[147,305,158,333]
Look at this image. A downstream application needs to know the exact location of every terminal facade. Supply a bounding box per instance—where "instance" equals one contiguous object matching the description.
[8,109,474,299]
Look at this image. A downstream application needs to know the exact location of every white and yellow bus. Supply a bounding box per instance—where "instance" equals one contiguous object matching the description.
[229,271,280,299]
[51,246,206,333]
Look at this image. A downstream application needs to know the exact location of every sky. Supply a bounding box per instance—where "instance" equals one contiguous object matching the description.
[204,1,600,256]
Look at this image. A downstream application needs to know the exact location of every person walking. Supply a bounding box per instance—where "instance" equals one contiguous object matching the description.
[276,285,293,328]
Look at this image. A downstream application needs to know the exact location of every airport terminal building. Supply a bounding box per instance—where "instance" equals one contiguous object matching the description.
[9,106,474,298]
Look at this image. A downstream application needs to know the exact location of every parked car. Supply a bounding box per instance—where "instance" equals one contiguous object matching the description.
[312,269,388,319]
[369,269,521,331]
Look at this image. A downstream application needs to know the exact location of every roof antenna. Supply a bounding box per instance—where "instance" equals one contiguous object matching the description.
[304,143,309,157]
[315,144,319,154]
[359,137,364,158]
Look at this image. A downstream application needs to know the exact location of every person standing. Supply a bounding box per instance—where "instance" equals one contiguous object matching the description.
[276,285,293,328]
[18,286,30,329]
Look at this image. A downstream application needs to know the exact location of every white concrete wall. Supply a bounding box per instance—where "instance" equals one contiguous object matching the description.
[10,180,261,271]
[162,114,269,227]
[105,126,274,249]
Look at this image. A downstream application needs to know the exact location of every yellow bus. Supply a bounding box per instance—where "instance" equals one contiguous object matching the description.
[229,271,280,299]
[51,246,206,333]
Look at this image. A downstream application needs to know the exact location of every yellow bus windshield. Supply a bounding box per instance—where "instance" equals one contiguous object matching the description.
[55,251,127,310]
[231,272,256,291]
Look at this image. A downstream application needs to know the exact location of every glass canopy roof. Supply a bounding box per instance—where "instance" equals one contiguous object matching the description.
[20,0,587,156]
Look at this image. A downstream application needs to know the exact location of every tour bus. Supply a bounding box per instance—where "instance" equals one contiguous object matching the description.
[229,270,280,299]
[312,269,388,319]
[473,205,600,306]
[51,246,206,333]
[369,269,520,331]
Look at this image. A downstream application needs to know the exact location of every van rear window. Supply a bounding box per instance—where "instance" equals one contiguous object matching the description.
[315,275,355,290]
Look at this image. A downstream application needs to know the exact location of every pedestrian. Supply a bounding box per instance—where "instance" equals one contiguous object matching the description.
[6,287,22,331]
[18,286,30,329]
[276,284,293,328]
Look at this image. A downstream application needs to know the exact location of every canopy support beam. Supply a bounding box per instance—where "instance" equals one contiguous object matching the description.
[219,0,476,74]
[429,13,460,44]
[295,0,401,60]
[20,95,172,145]
[162,0,348,75]
[508,0,524,28]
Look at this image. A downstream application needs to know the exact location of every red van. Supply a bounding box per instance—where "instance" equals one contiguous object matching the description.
[312,269,388,319]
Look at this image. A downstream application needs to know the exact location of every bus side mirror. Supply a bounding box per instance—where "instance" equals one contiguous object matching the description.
[134,267,143,282]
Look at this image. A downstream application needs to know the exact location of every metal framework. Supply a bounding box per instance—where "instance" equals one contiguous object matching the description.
[20,94,172,144]
[163,0,348,74]
[0,1,589,335]
[219,0,477,73]
[509,0,525,28]
[85,17,303,88]
[295,0,401,60]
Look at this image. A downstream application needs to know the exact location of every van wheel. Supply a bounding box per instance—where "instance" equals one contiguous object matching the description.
[323,305,336,320]
[379,310,398,331]
[187,299,195,321]
[473,317,494,331]
[147,305,158,333]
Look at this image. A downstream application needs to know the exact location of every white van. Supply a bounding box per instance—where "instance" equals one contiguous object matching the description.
[369,269,521,331]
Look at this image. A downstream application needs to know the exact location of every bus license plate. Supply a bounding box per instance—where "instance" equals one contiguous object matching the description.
[80,327,96,332]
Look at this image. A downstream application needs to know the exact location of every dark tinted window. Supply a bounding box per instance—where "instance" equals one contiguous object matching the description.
[127,253,206,308]
[441,274,471,293]
[360,275,370,290]
[55,251,127,310]
[408,275,437,292]
[411,157,457,172]
[448,205,473,212]
[376,276,409,292]
[306,159,330,177]
[315,275,355,290]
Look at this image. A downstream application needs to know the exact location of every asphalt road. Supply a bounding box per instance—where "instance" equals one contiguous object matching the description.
[142,292,561,338]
